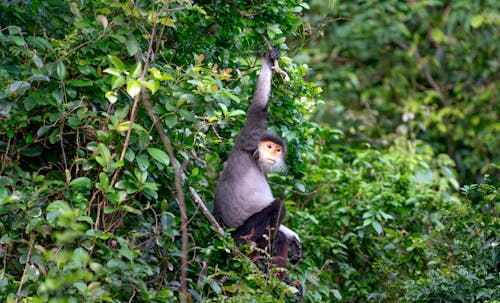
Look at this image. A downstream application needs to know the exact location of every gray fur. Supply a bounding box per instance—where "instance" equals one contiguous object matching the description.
[214,53,276,228]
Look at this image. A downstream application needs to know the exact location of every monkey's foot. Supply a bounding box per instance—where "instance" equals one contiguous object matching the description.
[290,237,302,264]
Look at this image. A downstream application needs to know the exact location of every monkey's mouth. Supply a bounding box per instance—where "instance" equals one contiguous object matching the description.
[264,158,276,165]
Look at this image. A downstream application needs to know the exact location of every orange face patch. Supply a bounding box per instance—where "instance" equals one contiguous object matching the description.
[259,140,284,160]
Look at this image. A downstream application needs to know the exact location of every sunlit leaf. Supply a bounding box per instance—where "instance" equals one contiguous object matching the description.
[131,62,142,79]
[470,15,484,28]
[126,79,142,97]
[111,75,126,89]
[108,55,125,71]
[105,91,118,104]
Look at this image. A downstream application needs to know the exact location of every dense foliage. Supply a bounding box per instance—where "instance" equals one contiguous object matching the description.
[304,0,500,183]
[1,0,498,302]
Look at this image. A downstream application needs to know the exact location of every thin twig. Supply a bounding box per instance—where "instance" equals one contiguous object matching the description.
[188,186,225,236]
[270,180,333,196]
[15,235,35,303]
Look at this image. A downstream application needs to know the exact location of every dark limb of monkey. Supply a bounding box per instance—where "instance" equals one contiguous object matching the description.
[232,199,302,265]
[232,199,285,245]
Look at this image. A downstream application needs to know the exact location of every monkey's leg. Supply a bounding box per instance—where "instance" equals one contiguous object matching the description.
[274,231,304,300]
[232,199,286,245]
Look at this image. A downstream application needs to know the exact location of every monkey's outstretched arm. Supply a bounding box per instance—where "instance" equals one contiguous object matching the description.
[248,48,280,115]
[235,49,280,151]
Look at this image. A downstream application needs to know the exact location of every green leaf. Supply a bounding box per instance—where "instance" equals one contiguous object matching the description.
[105,91,118,104]
[431,28,445,43]
[147,148,170,166]
[470,15,484,28]
[126,79,141,98]
[111,75,126,89]
[11,36,25,46]
[69,79,93,87]
[228,109,246,117]
[47,200,71,213]
[7,81,31,96]
[70,177,92,192]
[131,62,142,79]
[23,97,37,111]
[37,125,52,137]
[56,60,67,80]
[32,54,44,68]
[159,18,175,27]
[149,67,162,79]
[103,67,122,77]
[20,144,43,157]
[98,143,111,161]
[179,109,195,122]
[218,103,228,116]
[371,221,383,235]
[136,155,150,171]
[143,79,160,94]
[118,238,136,261]
[126,35,139,56]
[108,55,125,71]
[295,182,306,192]
[164,114,178,128]
[119,205,142,215]
[99,172,109,189]
[332,289,342,300]
[28,74,50,81]
[49,128,59,144]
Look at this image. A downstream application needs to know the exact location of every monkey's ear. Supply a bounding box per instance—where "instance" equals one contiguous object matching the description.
[269,47,281,61]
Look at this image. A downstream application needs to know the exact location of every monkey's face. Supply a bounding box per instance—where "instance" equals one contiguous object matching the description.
[257,140,286,173]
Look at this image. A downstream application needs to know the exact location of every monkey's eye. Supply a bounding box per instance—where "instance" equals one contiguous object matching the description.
[276,148,281,153]
[267,144,272,149]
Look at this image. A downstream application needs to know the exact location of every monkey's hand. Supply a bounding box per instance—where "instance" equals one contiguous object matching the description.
[264,47,280,67]
[266,47,289,81]
[269,47,281,62]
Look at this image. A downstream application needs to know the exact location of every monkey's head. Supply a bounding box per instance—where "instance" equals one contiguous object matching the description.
[254,133,286,174]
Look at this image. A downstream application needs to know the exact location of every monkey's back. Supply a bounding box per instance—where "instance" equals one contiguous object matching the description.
[214,149,274,228]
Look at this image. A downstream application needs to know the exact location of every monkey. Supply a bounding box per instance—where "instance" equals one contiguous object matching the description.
[214,48,302,269]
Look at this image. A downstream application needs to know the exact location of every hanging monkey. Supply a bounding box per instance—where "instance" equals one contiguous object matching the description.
[214,48,302,269]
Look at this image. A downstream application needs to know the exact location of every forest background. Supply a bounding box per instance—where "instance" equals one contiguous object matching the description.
[0,0,499,302]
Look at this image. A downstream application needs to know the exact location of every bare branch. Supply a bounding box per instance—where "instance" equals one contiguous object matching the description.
[189,186,225,236]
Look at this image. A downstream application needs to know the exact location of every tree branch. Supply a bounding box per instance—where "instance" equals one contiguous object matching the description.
[108,5,190,300]
[188,186,225,236]
[142,94,189,301]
